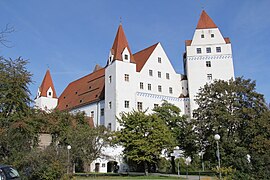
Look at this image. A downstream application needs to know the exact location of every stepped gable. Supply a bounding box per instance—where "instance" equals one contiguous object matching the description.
[134,43,159,72]
[39,69,57,98]
[57,68,105,111]
[110,24,135,63]
[196,10,217,29]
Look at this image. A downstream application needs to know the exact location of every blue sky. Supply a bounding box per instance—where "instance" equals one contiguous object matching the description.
[0,0,270,103]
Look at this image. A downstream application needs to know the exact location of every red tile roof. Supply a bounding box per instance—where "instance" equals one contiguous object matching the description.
[134,43,159,72]
[196,10,217,29]
[185,40,192,46]
[57,68,105,111]
[224,37,231,44]
[39,69,57,98]
[110,24,135,63]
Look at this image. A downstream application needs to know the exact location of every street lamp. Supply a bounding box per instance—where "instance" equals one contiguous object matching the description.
[214,134,221,179]
[175,146,180,177]
[185,156,191,179]
[67,145,71,174]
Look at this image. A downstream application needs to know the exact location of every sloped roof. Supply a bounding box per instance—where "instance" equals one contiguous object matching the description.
[196,10,217,29]
[57,68,105,111]
[39,69,57,98]
[110,24,135,63]
[134,43,159,72]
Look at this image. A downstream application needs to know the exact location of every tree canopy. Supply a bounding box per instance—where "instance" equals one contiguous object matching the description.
[193,77,270,179]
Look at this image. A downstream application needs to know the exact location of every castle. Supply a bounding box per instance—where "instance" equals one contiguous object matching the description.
[34,10,235,172]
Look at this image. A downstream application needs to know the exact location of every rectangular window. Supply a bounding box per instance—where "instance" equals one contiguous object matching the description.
[169,87,173,94]
[158,85,162,92]
[154,104,159,108]
[124,74,129,82]
[102,163,106,167]
[91,111,94,118]
[158,71,161,78]
[149,70,153,76]
[108,123,111,130]
[197,48,202,54]
[100,108,104,116]
[201,34,204,38]
[108,102,112,109]
[137,102,143,111]
[207,74,212,81]
[140,82,144,89]
[158,57,162,63]
[124,54,128,60]
[216,47,221,53]
[166,73,170,79]
[124,100,129,108]
[206,47,211,53]
[211,34,214,38]
[148,84,151,91]
[109,76,112,83]
[206,61,211,67]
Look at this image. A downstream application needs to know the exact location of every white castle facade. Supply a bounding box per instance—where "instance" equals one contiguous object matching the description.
[34,11,235,172]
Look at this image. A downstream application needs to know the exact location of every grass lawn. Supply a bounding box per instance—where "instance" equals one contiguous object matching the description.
[74,175,183,179]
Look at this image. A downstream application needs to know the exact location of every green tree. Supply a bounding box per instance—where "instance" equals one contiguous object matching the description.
[193,77,270,179]
[115,110,175,175]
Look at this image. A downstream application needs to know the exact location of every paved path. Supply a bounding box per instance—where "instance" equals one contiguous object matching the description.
[150,173,215,180]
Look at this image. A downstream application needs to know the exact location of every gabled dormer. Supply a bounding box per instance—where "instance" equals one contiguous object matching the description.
[107,24,135,65]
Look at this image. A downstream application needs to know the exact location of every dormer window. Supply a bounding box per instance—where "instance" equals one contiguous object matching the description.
[211,34,214,38]
[124,54,128,60]
[201,34,205,38]
[48,92,52,96]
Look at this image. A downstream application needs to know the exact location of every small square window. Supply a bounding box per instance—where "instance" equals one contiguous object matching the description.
[124,54,128,60]
[140,82,144,89]
[158,71,161,78]
[154,104,159,108]
[211,34,214,38]
[207,74,212,81]
[197,48,202,54]
[206,61,211,67]
[158,57,162,63]
[166,73,170,79]
[201,34,205,38]
[169,87,173,94]
[102,163,106,167]
[149,70,153,76]
[206,47,211,53]
[124,101,130,108]
[137,102,143,111]
[216,47,221,53]
[148,84,151,91]
[124,74,129,82]
[158,85,162,92]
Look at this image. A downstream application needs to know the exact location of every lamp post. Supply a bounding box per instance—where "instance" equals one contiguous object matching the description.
[214,134,221,179]
[175,146,180,177]
[185,157,191,179]
[67,145,71,174]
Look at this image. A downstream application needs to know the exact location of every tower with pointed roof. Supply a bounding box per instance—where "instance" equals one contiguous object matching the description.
[184,10,235,116]
[105,24,137,131]
[35,69,58,111]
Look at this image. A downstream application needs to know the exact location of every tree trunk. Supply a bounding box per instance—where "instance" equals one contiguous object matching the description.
[144,161,149,176]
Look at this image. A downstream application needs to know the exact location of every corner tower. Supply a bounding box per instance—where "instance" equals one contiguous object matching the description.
[105,24,137,131]
[35,69,58,111]
[184,10,235,116]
